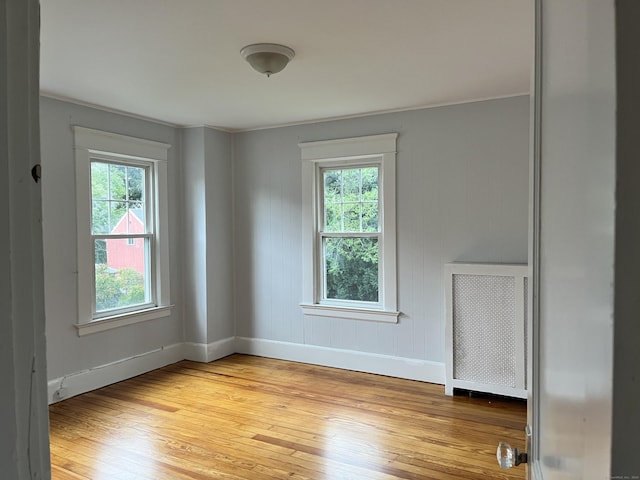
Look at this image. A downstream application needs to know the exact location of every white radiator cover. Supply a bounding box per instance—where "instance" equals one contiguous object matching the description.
[445,263,527,399]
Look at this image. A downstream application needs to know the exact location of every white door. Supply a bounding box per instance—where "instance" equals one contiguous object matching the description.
[526,1,616,478]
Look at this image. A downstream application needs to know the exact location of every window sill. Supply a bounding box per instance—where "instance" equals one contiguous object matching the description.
[300,303,399,323]
[75,305,173,336]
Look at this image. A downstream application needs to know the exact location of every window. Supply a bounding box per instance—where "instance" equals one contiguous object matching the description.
[74,127,172,335]
[300,134,399,323]
[91,160,150,313]
[322,165,380,303]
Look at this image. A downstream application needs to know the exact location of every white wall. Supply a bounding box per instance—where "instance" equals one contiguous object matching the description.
[41,97,184,386]
[233,96,530,369]
[182,127,234,352]
[204,128,234,343]
[182,127,208,343]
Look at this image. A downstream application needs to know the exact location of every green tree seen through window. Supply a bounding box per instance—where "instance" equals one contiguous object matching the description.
[95,265,145,311]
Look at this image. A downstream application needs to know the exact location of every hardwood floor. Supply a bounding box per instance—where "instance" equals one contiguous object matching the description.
[49,354,527,479]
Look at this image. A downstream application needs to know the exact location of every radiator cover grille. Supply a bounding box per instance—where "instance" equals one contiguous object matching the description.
[452,274,517,387]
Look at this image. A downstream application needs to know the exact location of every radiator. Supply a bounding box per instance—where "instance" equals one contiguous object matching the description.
[444,263,528,399]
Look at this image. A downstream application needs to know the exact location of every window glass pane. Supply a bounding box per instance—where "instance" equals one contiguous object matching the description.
[95,238,148,312]
[126,167,145,204]
[362,202,379,232]
[324,203,342,233]
[108,164,127,201]
[342,169,360,202]
[127,205,146,234]
[361,167,378,201]
[90,162,109,200]
[343,203,361,231]
[324,237,379,302]
[109,201,128,232]
[324,170,341,204]
[92,200,110,234]
[95,239,107,264]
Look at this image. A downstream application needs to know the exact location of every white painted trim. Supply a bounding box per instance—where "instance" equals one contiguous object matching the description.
[47,337,445,407]
[448,379,527,400]
[73,126,170,161]
[75,141,93,324]
[300,134,398,319]
[183,337,236,363]
[300,303,399,323]
[74,127,172,327]
[514,275,526,390]
[75,305,173,336]
[445,262,528,277]
[42,92,530,133]
[232,93,531,133]
[181,124,235,134]
[444,266,454,396]
[301,159,317,306]
[528,2,542,475]
[154,159,171,305]
[299,133,397,161]
[382,150,397,310]
[530,460,544,480]
[40,92,180,128]
[235,337,445,384]
[47,343,184,404]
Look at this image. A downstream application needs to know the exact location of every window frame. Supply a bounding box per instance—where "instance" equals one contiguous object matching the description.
[74,127,172,336]
[300,134,399,323]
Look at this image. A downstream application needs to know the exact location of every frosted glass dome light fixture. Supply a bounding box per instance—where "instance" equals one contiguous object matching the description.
[240,43,295,77]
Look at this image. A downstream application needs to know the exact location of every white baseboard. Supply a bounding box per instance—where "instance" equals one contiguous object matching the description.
[47,337,444,405]
[183,337,236,363]
[47,342,184,404]
[235,337,445,384]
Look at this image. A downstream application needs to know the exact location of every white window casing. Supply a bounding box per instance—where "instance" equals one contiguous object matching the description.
[74,126,172,336]
[299,133,399,323]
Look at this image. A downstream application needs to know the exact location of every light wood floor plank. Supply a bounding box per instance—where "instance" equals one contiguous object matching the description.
[50,354,526,479]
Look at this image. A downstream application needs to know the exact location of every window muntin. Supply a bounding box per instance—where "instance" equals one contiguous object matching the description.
[320,165,380,305]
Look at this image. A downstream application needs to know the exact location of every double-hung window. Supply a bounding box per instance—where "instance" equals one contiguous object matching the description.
[91,159,152,313]
[300,134,399,323]
[74,127,172,335]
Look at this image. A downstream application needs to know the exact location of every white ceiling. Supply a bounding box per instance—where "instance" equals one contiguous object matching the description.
[40,0,533,132]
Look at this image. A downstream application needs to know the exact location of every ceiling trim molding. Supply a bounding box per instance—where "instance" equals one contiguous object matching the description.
[180,124,237,134]
[39,92,181,128]
[231,92,531,133]
[40,90,530,134]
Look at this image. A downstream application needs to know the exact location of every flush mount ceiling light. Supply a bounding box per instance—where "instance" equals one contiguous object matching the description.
[240,43,295,77]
